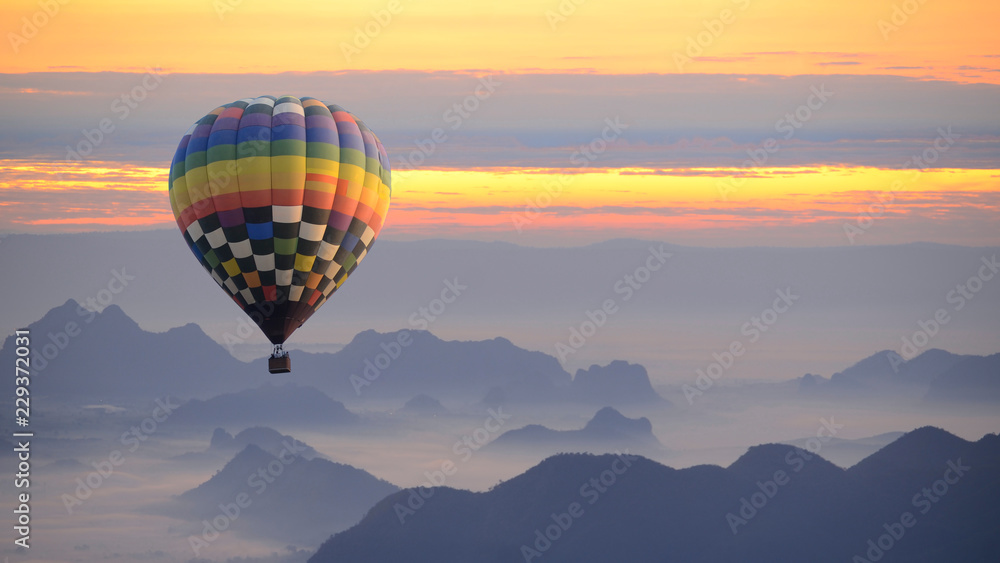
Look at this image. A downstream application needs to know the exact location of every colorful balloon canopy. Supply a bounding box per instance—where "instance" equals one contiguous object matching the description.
[168,95,391,345]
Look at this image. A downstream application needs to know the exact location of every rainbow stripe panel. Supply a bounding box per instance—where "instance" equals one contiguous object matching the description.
[168,95,391,345]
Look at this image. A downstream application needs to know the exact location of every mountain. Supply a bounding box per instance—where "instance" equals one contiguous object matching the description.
[1,300,590,406]
[924,353,1000,402]
[832,349,970,385]
[570,361,667,405]
[5,232,998,384]
[163,444,399,547]
[0,300,261,402]
[276,329,574,403]
[206,426,322,460]
[489,407,663,456]
[800,349,979,398]
[169,384,358,428]
[780,432,905,468]
[310,427,1000,563]
[399,394,449,416]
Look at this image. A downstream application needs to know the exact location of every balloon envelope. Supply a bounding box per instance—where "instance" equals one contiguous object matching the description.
[168,95,391,345]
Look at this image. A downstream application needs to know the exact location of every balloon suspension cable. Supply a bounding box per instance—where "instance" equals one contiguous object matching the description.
[271,343,287,359]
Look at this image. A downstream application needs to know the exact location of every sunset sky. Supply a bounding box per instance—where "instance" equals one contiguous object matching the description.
[1,0,997,245]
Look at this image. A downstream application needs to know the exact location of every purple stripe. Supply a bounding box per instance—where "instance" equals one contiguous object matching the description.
[213,116,241,131]
[305,114,336,129]
[338,130,365,154]
[217,208,246,228]
[361,130,378,158]
[327,210,352,231]
[239,113,271,128]
[191,123,213,139]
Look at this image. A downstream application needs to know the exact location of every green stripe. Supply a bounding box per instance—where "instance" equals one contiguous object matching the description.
[340,147,366,169]
[306,142,339,160]
[236,140,269,159]
[341,253,357,272]
[274,237,298,255]
[207,144,236,163]
[185,151,207,169]
[204,249,220,268]
[271,139,306,157]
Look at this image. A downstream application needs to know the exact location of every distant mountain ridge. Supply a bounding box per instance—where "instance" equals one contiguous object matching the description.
[1,300,994,408]
[799,348,999,402]
[489,407,664,456]
[0,302,667,406]
[4,231,997,387]
[0,300,258,401]
[168,383,358,428]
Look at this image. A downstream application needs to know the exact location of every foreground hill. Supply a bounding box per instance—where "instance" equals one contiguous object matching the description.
[310,427,999,563]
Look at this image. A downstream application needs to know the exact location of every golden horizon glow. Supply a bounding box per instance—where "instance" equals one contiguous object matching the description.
[2,0,997,83]
[2,160,996,241]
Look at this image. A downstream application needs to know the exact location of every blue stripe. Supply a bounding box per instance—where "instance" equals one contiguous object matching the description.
[208,129,238,149]
[272,123,306,143]
[246,222,273,240]
[237,125,271,145]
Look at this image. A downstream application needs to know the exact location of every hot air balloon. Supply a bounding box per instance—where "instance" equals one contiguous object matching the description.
[167,95,391,373]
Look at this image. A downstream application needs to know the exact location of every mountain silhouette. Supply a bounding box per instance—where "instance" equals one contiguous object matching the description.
[162,443,399,546]
[310,427,999,563]
[207,426,322,460]
[570,361,668,405]
[800,348,993,400]
[924,353,1000,402]
[0,299,259,401]
[169,383,358,428]
[280,329,574,403]
[489,407,663,457]
[399,394,449,415]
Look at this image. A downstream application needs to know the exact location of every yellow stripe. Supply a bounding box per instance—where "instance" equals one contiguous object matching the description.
[222,258,241,277]
[270,155,307,174]
[294,254,316,271]
[207,160,240,195]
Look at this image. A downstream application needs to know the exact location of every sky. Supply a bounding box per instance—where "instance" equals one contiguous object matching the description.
[1,0,998,246]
